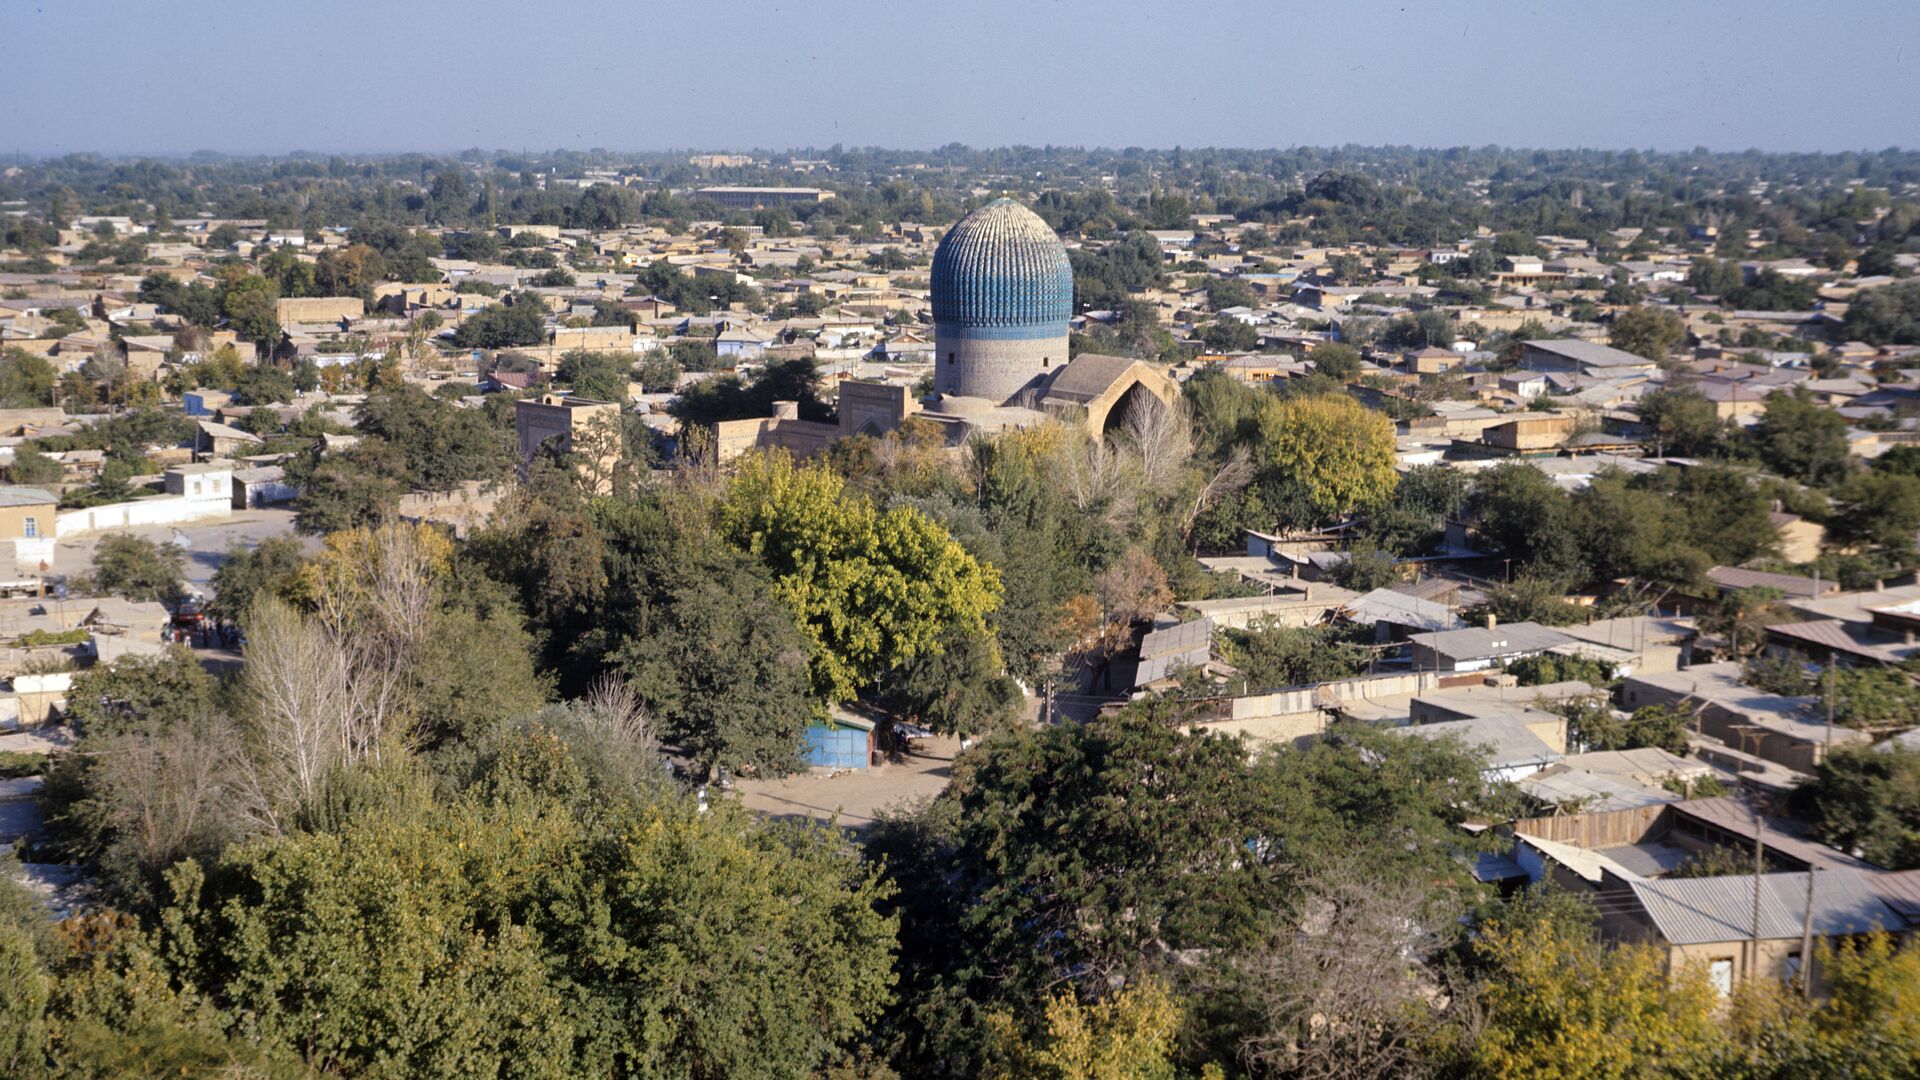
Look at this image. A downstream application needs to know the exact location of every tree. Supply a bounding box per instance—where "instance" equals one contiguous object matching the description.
[205,536,305,626]
[0,347,57,408]
[1226,862,1462,1080]
[1844,278,1920,345]
[1754,387,1852,488]
[153,747,897,1079]
[1467,902,1726,1080]
[1309,342,1362,380]
[1830,471,1920,558]
[354,384,512,491]
[313,243,384,302]
[1633,386,1722,457]
[1253,394,1397,523]
[982,978,1196,1080]
[1607,306,1687,362]
[1219,621,1369,692]
[6,447,61,487]
[221,274,280,347]
[1465,463,1585,582]
[87,535,186,604]
[451,301,546,349]
[881,627,1021,738]
[1792,744,1920,869]
[1333,546,1400,591]
[614,550,818,780]
[719,452,1002,703]
[0,909,46,1078]
[1465,577,1585,627]
[555,349,631,403]
[293,439,408,534]
[1558,698,1690,755]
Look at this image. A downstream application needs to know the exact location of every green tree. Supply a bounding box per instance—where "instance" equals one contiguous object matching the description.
[87,535,186,603]
[293,439,408,534]
[205,536,306,626]
[221,274,281,347]
[613,549,819,780]
[1220,621,1370,692]
[1754,387,1852,487]
[1790,743,1920,868]
[0,908,47,1078]
[554,349,631,403]
[451,301,547,349]
[1830,471,1920,558]
[1309,342,1362,380]
[0,347,58,408]
[6,447,61,487]
[1465,576,1585,627]
[880,628,1021,738]
[1633,386,1722,457]
[1844,278,1920,345]
[1608,306,1687,361]
[355,384,512,491]
[1465,463,1586,582]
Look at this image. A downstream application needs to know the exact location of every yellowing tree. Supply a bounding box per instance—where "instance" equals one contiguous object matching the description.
[720,451,1002,702]
[1255,394,1397,522]
[1470,918,1726,1080]
[984,978,1215,1080]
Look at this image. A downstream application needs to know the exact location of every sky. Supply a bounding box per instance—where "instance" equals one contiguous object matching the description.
[3,0,1917,157]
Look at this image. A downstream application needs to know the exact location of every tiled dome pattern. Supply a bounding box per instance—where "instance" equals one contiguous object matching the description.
[930,199,1073,329]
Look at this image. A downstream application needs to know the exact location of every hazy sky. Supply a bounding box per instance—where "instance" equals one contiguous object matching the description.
[3,0,1916,156]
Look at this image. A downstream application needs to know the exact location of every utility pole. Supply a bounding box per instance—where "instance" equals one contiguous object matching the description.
[1799,868,1817,999]
[1750,798,1766,1021]
[1825,665,1835,751]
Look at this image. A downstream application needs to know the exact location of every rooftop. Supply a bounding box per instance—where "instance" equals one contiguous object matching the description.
[1630,869,1901,944]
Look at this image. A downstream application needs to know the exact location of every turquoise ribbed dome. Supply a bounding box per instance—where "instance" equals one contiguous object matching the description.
[930,199,1073,330]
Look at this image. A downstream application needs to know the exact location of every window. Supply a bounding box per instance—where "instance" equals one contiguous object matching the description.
[947,352,955,365]
[22,518,35,539]
[1042,356,1050,367]
[1784,952,1802,984]
[1708,958,1734,998]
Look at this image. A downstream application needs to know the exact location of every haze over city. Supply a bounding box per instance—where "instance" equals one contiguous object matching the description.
[4,0,1919,155]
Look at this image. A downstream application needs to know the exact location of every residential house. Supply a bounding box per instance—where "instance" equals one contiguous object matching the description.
[0,487,55,575]
[514,394,622,493]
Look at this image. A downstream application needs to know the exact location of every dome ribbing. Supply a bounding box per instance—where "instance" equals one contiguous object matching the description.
[930,199,1073,329]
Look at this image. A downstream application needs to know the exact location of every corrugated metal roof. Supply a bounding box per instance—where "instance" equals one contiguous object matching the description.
[1135,618,1212,685]
[0,486,55,508]
[1708,565,1835,596]
[1766,618,1916,664]
[1345,587,1462,633]
[1398,715,1561,770]
[1630,869,1900,944]
[1409,621,1574,661]
[1520,768,1679,812]
[1870,869,1920,922]
[1672,797,1881,872]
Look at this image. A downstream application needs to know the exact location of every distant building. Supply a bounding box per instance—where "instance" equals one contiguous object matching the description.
[693,186,833,211]
[515,394,622,492]
[1519,339,1660,377]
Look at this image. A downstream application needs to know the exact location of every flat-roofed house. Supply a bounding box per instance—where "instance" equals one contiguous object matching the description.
[0,487,55,574]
